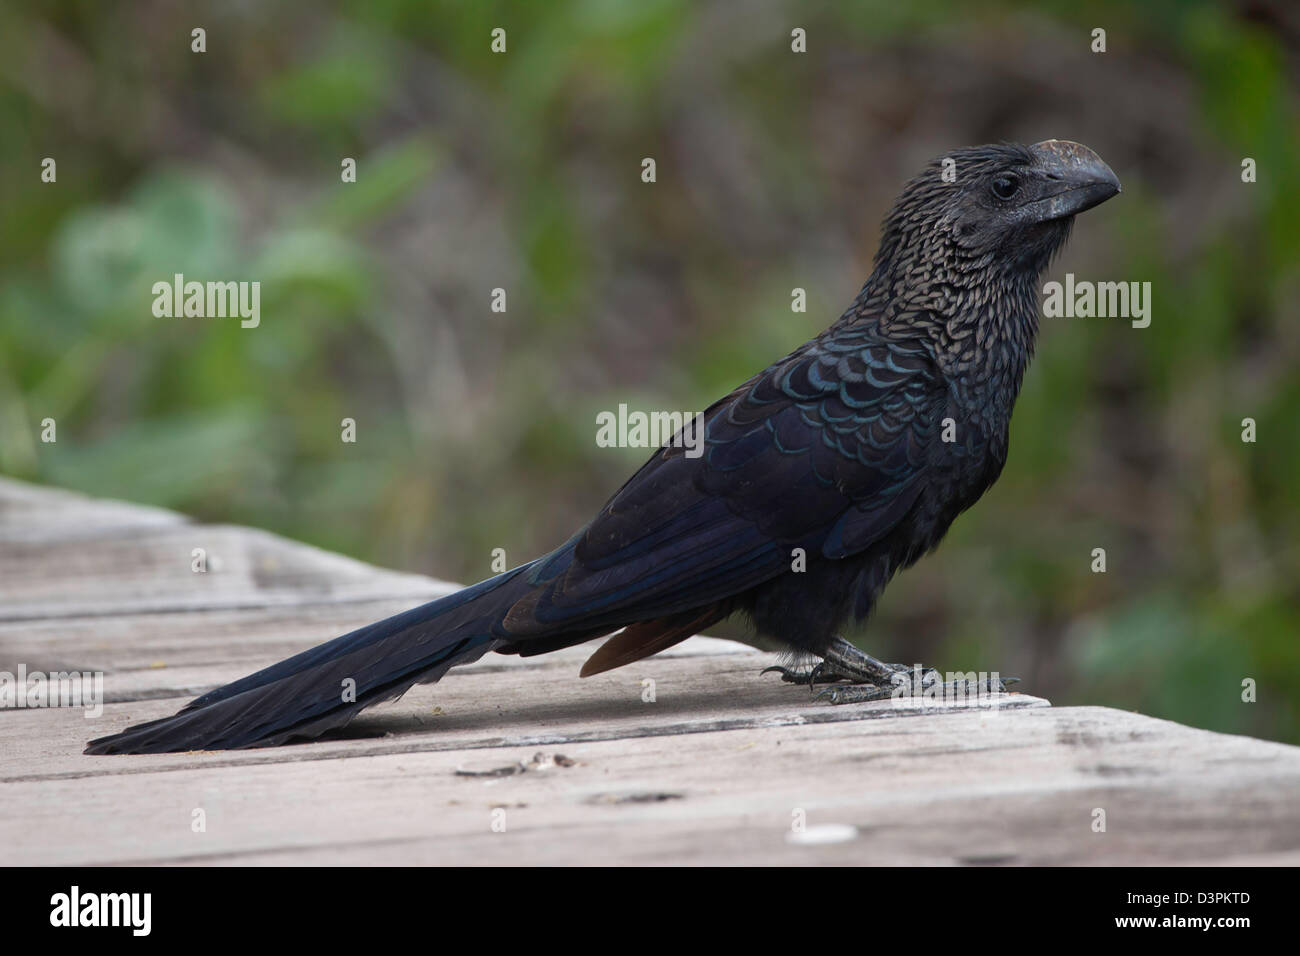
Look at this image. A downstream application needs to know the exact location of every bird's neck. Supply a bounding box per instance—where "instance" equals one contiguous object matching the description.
[852,256,1043,413]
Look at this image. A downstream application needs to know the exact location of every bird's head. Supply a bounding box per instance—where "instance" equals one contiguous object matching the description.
[874,140,1121,287]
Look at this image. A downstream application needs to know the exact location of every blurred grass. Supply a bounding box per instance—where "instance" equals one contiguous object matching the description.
[0,0,1296,742]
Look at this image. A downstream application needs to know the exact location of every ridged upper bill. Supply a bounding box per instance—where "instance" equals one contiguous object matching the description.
[1028,140,1121,219]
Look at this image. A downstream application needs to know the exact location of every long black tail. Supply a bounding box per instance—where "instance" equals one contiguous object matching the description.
[85,563,540,754]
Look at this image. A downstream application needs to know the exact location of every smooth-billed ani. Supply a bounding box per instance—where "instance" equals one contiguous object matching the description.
[87,140,1120,754]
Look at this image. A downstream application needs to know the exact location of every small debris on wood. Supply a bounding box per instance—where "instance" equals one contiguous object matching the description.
[587,791,684,805]
[455,751,577,777]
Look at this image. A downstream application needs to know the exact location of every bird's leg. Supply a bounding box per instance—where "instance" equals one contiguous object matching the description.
[821,637,923,683]
[762,635,917,689]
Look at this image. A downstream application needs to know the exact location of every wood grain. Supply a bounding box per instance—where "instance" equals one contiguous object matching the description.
[2,476,1297,865]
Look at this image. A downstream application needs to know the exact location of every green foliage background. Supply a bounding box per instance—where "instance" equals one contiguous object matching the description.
[1,1,1296,741]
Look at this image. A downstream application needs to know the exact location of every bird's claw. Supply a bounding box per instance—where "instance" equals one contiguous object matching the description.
[762,662,850,691]
[761,665,804,684]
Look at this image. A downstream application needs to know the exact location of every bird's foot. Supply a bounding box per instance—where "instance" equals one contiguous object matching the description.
[762,644,912,691]
[763,637,1020,704]
[815,671,1020,705]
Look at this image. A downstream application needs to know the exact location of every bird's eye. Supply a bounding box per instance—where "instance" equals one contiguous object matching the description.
[991,175,1019,200]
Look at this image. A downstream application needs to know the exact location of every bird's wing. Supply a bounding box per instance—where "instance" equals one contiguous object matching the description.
[503,327,947,635]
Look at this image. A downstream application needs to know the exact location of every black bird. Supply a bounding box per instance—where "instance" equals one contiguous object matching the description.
[86,140,1120,754]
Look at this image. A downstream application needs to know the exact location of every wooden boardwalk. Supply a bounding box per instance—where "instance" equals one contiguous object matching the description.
[2,475,1299,865]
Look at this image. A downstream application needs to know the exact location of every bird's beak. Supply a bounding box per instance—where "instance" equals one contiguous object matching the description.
[1027,140,1121,219]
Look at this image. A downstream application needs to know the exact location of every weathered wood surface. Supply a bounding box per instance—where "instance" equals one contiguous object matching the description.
[2,475,1299,866]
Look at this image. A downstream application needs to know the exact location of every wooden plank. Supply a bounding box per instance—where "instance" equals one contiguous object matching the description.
[0,638,1045,779]
[0,523,456,621]
[4,702,1298,865]
[0,599,761,702]
[0,599,455,700]
[3,477,1299,867]
[0,476,184,543]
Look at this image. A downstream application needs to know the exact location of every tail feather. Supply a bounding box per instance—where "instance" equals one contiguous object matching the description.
[85,564,539,754]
